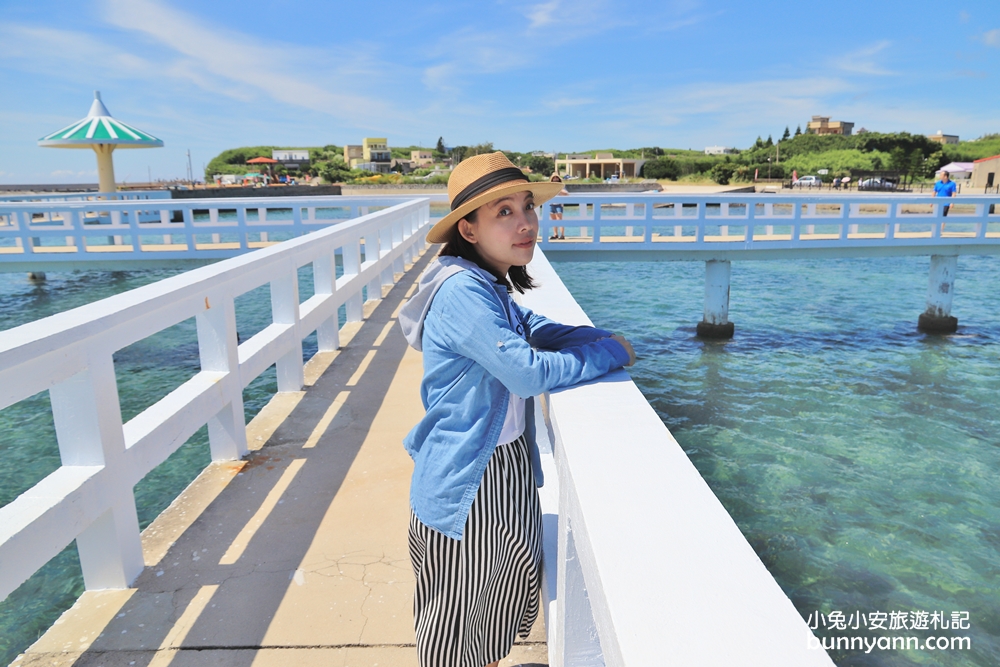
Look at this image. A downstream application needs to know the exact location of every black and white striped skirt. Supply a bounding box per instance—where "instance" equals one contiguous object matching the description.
[408,434,543,667]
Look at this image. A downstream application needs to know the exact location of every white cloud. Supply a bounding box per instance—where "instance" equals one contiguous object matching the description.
[50,169,97,177]
[543,97,596,111]
[833,41,896,76]
[526,0,560,29]
[98,0,398,126]
[981,29,1000,46]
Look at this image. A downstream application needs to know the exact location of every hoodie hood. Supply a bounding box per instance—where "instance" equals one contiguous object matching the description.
[399,255,499,351]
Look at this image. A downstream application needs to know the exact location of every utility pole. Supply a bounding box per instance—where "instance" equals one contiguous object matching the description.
[148,166,152,185]
[186,149,193,186]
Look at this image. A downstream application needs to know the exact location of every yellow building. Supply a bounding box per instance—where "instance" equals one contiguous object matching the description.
[362,138,392,173]
[412,150,434,166]
[554,152,647,179]
[928,131,959,145]
[806,116,854,136]
[344,145,363,168]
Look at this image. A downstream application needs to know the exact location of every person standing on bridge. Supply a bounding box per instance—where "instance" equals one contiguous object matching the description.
[399,152,636,667]
[934,168,958,217]
[548,172,569,240]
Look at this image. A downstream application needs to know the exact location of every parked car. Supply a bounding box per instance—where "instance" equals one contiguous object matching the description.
[858,177,897,191]
[794,175,823,188]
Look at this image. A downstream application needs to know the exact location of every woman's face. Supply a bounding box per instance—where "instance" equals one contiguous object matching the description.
[458,190,538,276]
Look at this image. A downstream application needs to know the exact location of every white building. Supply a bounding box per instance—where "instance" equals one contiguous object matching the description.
[938,162,974,179]
[272,150,310,169]
[704,146,737,155]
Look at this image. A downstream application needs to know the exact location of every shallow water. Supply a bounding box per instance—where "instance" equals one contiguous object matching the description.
[553,255,1000,667]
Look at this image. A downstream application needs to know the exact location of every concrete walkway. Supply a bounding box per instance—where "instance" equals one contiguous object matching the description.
[16,247,546,667]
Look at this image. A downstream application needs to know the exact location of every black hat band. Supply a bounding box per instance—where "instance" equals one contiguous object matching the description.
[451,167,527,211]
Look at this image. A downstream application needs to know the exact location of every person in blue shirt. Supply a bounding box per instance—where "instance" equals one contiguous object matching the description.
[934,170,958,217]
[398,152,635,667]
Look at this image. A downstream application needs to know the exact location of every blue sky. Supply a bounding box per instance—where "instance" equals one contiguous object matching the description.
[1,0,998,183]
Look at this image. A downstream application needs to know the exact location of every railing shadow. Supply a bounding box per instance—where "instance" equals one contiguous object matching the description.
[67,248,435,665]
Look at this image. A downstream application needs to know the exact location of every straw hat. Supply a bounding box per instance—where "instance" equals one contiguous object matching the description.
[426,152,565,244]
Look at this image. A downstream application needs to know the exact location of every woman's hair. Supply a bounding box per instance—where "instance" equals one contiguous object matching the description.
[439,208,537,294]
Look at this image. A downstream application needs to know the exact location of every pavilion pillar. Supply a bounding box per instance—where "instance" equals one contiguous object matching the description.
[93,144,116,194]
[917,255,958,333]
[696,260,735,339]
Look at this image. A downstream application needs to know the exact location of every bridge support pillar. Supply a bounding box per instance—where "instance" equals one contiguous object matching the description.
[918,254,958,333]
[696,259,735,339]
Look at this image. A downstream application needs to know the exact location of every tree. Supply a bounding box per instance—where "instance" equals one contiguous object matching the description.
[525,155,554,175]
[436,137,446,153]
[710,162,735,185]
[641,157,680,180]
[782,126,791,141]
[765,135,774,147]
[754,136,765,149]
[795,125,802,136]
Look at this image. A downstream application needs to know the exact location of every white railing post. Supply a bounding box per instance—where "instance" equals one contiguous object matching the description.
[392,219,405,275]
[313,252,340,351]
[343,237,363,322]
[196,298,248,460]
[380,225,394,289]
[270,269,305,391]
[50,360,144,590]
[554,486,605,667]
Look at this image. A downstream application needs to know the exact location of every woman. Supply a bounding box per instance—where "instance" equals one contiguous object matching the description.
[399,152,635,667]
[548,173,569,240]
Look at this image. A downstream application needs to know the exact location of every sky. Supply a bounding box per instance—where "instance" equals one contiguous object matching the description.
[1,0,998,184]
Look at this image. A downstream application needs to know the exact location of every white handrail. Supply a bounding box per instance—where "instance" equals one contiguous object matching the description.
[523,251,835,666]
[538,193,1000,259]
[0,198,430,602]
[0,195,425,270]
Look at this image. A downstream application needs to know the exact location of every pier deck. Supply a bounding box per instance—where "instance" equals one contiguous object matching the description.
[14,248,545,667]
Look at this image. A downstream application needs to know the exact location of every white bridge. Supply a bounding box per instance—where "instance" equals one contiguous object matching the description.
[4,190,998,665]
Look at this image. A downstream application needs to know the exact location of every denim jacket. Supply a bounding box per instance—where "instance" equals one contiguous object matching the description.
[398,256,630,539]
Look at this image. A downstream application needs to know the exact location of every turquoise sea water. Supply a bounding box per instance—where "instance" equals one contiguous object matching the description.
[1,254,998,666]
[554,255,999,667]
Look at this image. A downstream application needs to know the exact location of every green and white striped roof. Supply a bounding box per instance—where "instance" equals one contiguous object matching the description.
[38,91,163,149]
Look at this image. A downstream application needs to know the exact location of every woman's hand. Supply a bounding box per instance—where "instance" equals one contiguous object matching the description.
[610,334,636,367]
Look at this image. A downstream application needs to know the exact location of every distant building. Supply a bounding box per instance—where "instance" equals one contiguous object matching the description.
[856,127,870,134]
[971,155,1000,190]
[807,116,854,136]
[272,149,309,170]
[412,150,434,166]
[392,158,415,173]
[344,145,364,168]
[938,162,973,179]
[363,138,392,173]
[704,146,737,155]
[928,131,959,145]
[554,153,647,179]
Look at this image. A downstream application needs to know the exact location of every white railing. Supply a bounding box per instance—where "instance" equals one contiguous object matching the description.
[522,251,835,666]
[0,198,430,602]
[0,195,423,271]
[0,190,170,203]
[538,194,1000,259]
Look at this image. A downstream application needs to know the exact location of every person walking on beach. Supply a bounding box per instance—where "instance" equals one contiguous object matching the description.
[399,152,635,667]
[548,173,569,240]
[934,169,957,217]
